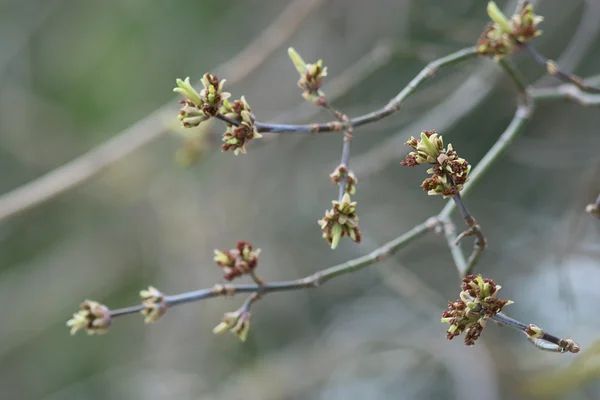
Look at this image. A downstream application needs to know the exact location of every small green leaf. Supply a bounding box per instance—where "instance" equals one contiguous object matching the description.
[288,47,307,75]
[487,1,512,34]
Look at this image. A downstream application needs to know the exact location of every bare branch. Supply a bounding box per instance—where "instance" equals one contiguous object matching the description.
[532,80,600,106]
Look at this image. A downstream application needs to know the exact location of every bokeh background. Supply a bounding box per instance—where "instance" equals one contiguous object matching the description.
[1,0,599,399]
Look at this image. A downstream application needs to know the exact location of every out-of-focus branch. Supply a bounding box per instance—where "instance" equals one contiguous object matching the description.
[449,193,486,277]
[585,193,600,219]
[437,103,532,277]
[441,218,468,275]
[0,0,325,223]
[0,45,477,226]
[271,40,395,124]
[523,44,600,94]
[498,59,528,96]
[531,79,600,106]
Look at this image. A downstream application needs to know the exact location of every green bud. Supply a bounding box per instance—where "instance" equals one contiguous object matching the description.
[487,1,512,34]
[288,47,307,75]
[419,131,439,157]
[174,77,202,106]
[213,311,241,335]
[330,223,343,249]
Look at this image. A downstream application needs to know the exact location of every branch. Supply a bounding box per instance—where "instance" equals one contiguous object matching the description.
[450,193,486,277]
[440,218,468,275]
[492,312,580,354]
[436,100,532,277]
[253,47,479,134]
[531,80,600,106]
[523,44,600,94]
[498,58,528,96]
[102,218,437,319]
[319,103,353,200]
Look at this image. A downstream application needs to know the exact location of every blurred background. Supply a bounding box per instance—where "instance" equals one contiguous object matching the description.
[0,0,599,399]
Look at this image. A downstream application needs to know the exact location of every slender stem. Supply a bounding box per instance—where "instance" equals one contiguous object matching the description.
[498,59,528,96]
[451,192,472,221]
[352,47,479,126]
[109,218,437,319]
[532,84,600,106]
[441,218,467,275]
[253,47,479,134]
[523,44,600,94]
[448,192,486,276]
[463,246,485,277]
[492,313,580,353]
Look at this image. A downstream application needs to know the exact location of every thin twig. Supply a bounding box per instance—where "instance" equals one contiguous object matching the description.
[338,126,353,200]
[253,47,479,134]
[449,192,486,276]
[531,82,600,106]
[0,0,326,223]
[523,44,600,94]
[440,218,468,275]
[109,218,438,318]
[498,59,528,97]
[320,102,353,200]
[353,57,502,179]
[492,312,580,353]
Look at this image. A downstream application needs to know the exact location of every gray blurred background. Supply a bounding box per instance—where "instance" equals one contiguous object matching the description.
[0,0,599,399]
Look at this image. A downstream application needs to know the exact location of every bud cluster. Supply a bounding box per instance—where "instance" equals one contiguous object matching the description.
[524,324,544,339]
[318,193,361,249]
[477,1,544,60]
[140,286,167,323]
[288,47,328,105]
[329,165,357,194]
[66,300,112,335]
[214,241,261,281]
[441,274,513,346]
[174,74,231,128]
[213,309,252,342]
[219,96,262,155]
[400,130,470,198]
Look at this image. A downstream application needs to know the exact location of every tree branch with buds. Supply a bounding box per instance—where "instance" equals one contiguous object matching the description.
[66,1,596,355]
